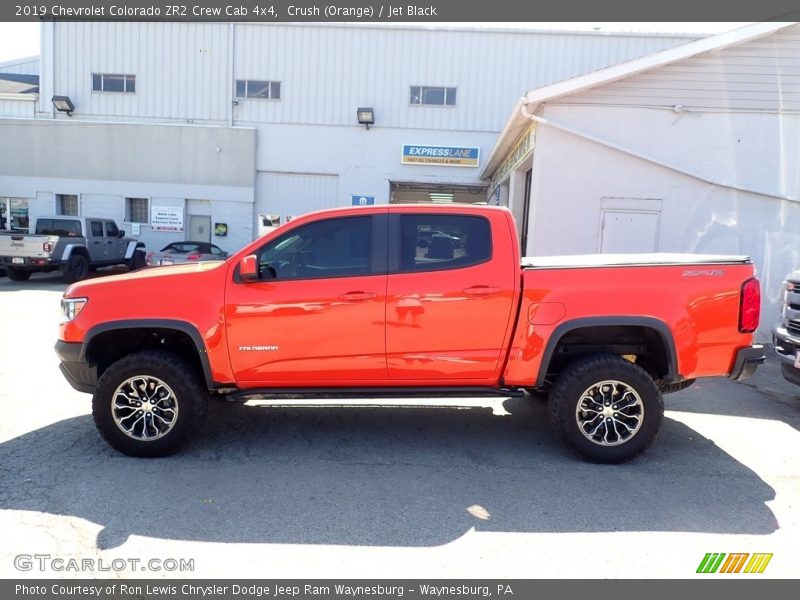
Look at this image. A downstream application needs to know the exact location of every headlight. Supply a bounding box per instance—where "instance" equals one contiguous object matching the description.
[61,297,88,322]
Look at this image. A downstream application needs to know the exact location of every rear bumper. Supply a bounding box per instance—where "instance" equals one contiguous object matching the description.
[728,344,765,381]
[54,340,96,394]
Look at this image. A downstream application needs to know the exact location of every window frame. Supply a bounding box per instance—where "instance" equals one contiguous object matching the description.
[125,197,149,224]
[389,213,493,274]
[91,73,136,94]
[409,85,457,107]
[89,220,105,238]
[237,214,387,284]
[235,79,281,100]
[55,194,79,216]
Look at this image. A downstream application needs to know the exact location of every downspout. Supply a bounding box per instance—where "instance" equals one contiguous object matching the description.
[228,23,235,126]
[519,102,796,203]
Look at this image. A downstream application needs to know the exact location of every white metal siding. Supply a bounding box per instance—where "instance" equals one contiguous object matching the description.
[46,22,694,128]
[562,24,800,111]
[0,100,36,118]
[0,57,39,75]
[52,22,230,121]
[256,172,339,220]
[233,24,695,132]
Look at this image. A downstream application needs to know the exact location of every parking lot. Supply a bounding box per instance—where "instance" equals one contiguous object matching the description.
[0,271,798,579]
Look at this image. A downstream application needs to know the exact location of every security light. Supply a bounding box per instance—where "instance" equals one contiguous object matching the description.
[357,107,374,130]
[52,95,75,116]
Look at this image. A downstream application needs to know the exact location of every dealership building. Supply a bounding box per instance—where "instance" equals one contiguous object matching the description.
[0,22,693,254]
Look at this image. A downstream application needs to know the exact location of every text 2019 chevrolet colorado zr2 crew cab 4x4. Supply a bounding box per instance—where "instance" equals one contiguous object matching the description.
[55,205,764,462]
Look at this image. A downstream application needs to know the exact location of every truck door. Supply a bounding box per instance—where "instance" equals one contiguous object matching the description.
[87,220,107,263]
[104,221,125,261]
[225,212,389,385]
[386,212,517,381]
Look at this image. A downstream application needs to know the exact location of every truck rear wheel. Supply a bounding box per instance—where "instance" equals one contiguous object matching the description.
[63,254,89,283]
[6,269,32,281]
[92,351,208,457]
[548,354,663,463]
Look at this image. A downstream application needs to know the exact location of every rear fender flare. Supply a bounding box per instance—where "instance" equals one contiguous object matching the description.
[535,316,679,387]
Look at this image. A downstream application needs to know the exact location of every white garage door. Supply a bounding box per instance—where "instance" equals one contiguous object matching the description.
[255,172,339,229]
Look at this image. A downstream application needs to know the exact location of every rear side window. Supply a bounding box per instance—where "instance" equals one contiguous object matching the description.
[90,221,104,237]
[35,219,82,237]
[398,214,491,272]
[257,216,372,280]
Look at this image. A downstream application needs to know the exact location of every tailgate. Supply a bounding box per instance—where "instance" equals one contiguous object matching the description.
[0,234,52,259]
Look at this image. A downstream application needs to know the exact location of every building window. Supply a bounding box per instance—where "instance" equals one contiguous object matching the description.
[56,194,79,216]
[235,79,281,99]
[92,73,136,93]
[126,197,148,223]
[410,86,456,106]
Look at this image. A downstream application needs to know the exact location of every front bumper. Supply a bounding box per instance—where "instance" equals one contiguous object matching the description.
[728,344,765,381]
[772,324,800,385]
[54,340,96,394]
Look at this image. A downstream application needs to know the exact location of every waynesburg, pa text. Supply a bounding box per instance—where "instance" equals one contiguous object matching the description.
[16,584,514,598]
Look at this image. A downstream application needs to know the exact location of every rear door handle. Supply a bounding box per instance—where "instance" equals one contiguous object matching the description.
[338,291,377,302]
[464,285,500,296]
[92,241,100,245]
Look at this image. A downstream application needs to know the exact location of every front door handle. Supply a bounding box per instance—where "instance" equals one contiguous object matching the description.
[464,285,500,296]
[339,291,377,302]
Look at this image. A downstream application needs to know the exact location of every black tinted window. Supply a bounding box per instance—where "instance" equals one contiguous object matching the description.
[35,219,82,237]
[257,216,372,280]
[105,221,118,237]
[90,221,104,237]
[398,214,491,272]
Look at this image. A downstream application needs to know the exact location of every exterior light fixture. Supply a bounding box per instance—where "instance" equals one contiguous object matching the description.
[357,107,374,130]
[52,95,75,116]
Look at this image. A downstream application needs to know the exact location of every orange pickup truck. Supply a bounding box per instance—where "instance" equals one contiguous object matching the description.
[55,205,764,462]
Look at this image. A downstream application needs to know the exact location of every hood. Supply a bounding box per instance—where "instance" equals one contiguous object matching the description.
[64,261,228,297]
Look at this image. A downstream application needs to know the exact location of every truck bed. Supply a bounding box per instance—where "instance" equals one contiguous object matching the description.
[521,253,751,269]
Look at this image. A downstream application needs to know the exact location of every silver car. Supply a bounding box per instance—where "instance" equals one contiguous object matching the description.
[146,241,228,266]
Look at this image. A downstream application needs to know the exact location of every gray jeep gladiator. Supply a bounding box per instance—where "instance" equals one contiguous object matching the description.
[0,216,146,282]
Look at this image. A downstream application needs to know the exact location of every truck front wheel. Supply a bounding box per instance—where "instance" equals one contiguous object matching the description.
[92,351,208,457]
[548,354,664,463]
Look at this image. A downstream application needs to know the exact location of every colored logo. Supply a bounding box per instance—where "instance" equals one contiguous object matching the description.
[696,553,772,574]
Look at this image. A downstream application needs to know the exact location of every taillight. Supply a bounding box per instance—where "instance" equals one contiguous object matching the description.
[43,241,53,252]
[186,253,201,260]
[739,277,760,333]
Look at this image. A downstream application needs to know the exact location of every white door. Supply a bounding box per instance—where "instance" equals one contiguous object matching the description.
[600,210,660,254]
[188,215,211,242]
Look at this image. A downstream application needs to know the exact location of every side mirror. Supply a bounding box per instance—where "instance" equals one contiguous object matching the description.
[240,254,259,281]
[118,230,125,238]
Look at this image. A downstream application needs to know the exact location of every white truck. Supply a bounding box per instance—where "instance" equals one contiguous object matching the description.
[0,216,146,282]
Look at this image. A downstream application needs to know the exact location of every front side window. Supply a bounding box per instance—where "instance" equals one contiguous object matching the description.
[398,214,491,272]
[236,79,281,99]
[410,86,457,106]
[105,221,119,237]
[256,216,372,280]
[92,73,136,93]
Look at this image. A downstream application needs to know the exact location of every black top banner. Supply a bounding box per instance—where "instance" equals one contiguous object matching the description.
[5,0,800,22]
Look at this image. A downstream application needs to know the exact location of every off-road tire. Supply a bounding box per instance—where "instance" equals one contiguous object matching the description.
[92,351,208,457]
[63,254,89,283]
[657,378,696,394]
[130,249,147,271]
[548,354,664,463]
[6,269,32,281]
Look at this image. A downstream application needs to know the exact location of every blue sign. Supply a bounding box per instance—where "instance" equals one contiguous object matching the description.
[351,195,375,206]
[402,145,480,168]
